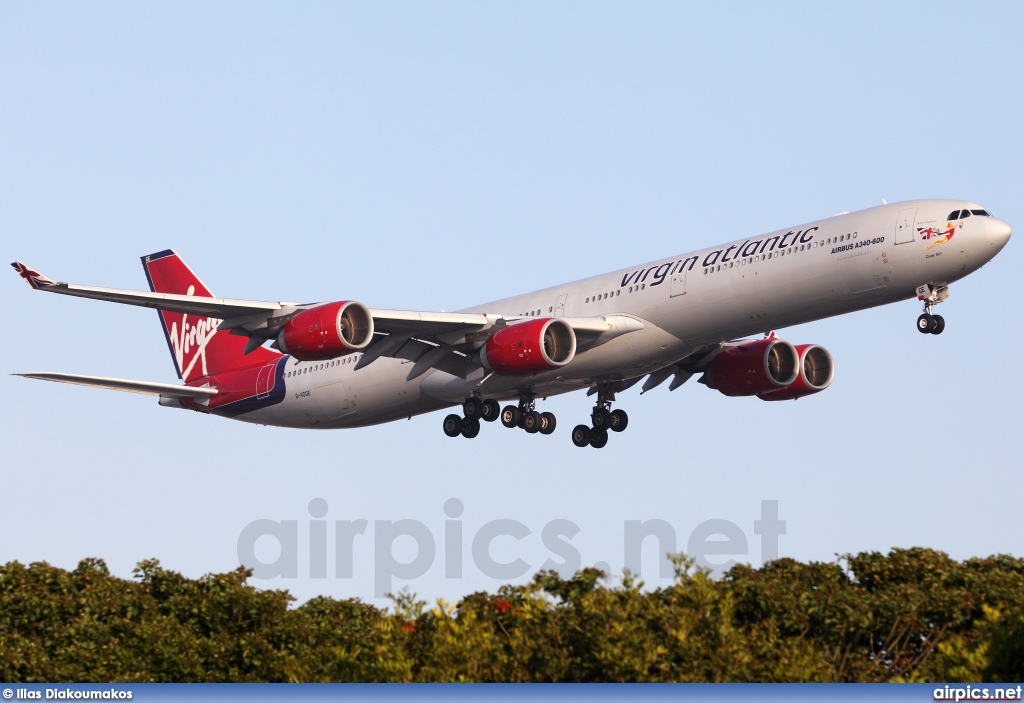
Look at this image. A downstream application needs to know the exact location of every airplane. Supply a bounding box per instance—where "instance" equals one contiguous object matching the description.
[11,199,1011,449]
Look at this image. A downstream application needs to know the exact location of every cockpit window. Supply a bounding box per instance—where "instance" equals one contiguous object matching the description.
[948,208,992,220]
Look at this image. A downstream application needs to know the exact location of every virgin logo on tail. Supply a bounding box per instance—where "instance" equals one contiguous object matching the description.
[168,285,221,380]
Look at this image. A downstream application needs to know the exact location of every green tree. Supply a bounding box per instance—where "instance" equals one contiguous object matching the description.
[1,548,1022,683]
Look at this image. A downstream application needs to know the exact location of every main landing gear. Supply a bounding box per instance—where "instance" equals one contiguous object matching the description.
[442,396,501,439]
[443,394,555,439]
[572,382,628,449]
[499,393,557,436]
[916,284,949,335]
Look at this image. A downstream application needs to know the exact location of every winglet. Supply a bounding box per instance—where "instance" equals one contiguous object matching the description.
[11,262,56,289]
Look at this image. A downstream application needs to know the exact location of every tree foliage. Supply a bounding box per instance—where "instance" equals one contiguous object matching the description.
[1,549,1021,682]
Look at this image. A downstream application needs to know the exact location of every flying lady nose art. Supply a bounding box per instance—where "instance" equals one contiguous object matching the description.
[918,221,961,251]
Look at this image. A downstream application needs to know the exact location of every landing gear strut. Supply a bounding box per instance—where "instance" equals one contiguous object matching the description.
[572,382,629,449]
[916,284,948,335]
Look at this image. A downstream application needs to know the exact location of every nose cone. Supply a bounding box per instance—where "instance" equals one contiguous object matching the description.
[988,218,1012,253]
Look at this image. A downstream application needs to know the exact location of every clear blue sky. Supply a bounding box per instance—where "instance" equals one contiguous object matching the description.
[2,2,1021,606]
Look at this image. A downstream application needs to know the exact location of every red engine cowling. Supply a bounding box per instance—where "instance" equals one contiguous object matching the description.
[277,301,374,361]
[480,318,576,376]
[703,338,800,396]
[758,344,834,401]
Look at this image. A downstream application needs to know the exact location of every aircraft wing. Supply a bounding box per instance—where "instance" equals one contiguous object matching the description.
[12,261,288,318]
[11,261,496,335]
[11,260,645,379]
[13,372,218,399]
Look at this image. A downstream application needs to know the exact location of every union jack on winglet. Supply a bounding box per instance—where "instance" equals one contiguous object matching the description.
[11,262,55,289]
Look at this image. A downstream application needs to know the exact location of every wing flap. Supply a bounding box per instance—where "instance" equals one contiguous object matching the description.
[368,309,491,338]
[13,372,218,399]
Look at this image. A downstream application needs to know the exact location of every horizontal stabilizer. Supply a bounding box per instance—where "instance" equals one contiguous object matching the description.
[13,372,218,399]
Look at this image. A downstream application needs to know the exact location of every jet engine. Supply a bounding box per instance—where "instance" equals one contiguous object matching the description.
[276,301,374,361]
[758,344,834,401]
[703,338,799,396]
[480,318,576,376]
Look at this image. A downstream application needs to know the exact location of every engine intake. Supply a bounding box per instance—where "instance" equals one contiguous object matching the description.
[481,318,576,376]
[703,338,799,396]
[277,301,374,361]
[759,344,834,401]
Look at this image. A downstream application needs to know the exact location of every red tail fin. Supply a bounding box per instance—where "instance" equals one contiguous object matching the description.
[141,250,281,382]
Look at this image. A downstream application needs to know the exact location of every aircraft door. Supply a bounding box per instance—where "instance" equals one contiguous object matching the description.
[553,294,567,317]
[256,361,277,398]
[895,207,918,244]
[669,262,689,298]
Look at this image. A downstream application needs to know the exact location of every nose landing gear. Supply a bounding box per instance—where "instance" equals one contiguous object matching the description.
[572,382,629,449]
[917,313,945,335]
[916,284,948,335]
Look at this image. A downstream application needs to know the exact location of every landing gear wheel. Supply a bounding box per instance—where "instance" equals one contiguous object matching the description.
[917,314,933,334]
[931,315,945,335]
[571,424,592,447]
[463,397,483,420]
[461,418,480,438]
[540,412,557,435]
[589,428,609,449]
[609,409,629,432]
[481,399,501,422]
[591,407,612,430]
[501,405,521,428]
[443,414,463,438]
[523,411,542,434]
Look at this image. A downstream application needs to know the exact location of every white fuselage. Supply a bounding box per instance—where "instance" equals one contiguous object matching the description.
[242,199,1010,429]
